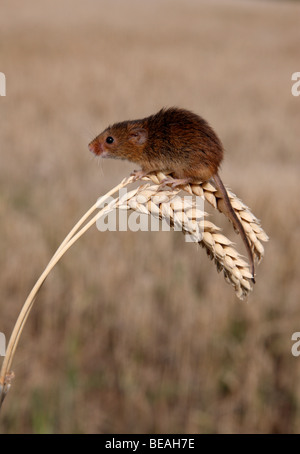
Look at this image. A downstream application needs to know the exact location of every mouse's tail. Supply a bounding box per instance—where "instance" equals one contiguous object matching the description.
[212,173,255,283]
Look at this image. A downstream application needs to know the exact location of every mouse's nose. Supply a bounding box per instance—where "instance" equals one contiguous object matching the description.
[89,140,103,155]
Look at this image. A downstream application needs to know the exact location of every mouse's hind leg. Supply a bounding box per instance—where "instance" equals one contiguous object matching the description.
[160,165,211,188]
[160,176,193,189]
[130,169,152,181]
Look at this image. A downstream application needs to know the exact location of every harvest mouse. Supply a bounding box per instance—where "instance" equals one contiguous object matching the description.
[88,107,255,282]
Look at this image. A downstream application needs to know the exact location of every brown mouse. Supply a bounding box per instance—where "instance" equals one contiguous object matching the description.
[88,107,255,282]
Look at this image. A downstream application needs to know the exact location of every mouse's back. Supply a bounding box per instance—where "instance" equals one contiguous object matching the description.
[143,107,224,178]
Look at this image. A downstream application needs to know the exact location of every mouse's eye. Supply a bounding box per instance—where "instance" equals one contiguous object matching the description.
[106,136,114,144]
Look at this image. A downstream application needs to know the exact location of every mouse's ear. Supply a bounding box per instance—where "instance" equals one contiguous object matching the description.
[129,128,148,145]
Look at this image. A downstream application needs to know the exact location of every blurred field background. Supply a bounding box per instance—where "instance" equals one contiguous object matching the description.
[1,0,300,434]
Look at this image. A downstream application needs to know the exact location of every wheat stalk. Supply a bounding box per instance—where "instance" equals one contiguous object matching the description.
[0,172,268,408]
[0,176,134,407]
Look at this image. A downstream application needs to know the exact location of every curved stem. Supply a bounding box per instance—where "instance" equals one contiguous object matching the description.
[0,176,133,407]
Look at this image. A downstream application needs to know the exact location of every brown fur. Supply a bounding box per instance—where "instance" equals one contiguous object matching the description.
[89,107,255,281]
[89,107,223,181]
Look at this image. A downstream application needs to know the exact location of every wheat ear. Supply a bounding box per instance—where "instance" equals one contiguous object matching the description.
[0,172,268,408]
[116,181,254,300]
